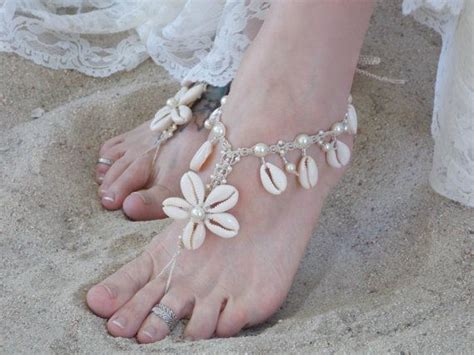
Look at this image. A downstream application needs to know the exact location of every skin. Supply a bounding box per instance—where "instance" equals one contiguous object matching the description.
[88,0,375,343]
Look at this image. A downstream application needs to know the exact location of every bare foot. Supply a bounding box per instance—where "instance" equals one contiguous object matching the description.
[87,0,373,343]
[96,85,228,220]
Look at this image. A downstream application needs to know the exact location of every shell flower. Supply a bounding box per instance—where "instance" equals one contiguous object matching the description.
[162,171,240,250]
[149,83,206,131]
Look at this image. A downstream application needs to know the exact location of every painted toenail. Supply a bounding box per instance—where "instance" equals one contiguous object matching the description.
[103,193,115,203]
[142,326,157,340]
[111,316,126,329]
[133,192,151,205]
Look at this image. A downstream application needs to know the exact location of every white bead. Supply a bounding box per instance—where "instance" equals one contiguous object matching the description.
[348,94,353,104]
[331,122,345,135]
[285,162,296,173]
[253,143,269,157]
[296,134,310,148]
[204,119,213,130]
[220,96,228,105]
[212,122,226,137]
[347,104,358,134]
[322,142,332,152]
[190,206,206,221]
[166,97,178,107]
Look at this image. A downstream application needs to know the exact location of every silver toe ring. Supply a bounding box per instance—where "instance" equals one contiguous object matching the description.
[151,303,178,330]
[97,157,114,166]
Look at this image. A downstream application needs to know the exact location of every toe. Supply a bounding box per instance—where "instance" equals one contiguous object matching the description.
[183,298,223,341]
[99,135,124,157]
[96,144,125,183]
[106,277,166,338]
[87,251,153,318]
[136,288,194,343]
[101,156,152,210]
[122,185,173,221]
[215,299,248,338]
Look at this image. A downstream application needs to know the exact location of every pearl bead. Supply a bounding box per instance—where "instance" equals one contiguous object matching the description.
[166,97,178,107]
[331,122,345,135]
[253,143,269,157]
[220,96,228,106]
[190,206,206,221]
[204,119,213,130]
[348,94,353,104]
[296,134,310,148]
[285,162,296,173]
[322,142,332,152]
[212,122,226,137]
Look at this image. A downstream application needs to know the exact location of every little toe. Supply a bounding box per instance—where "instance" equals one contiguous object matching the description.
[101,156,152,210]
[136,289,194,343]
[215,299,249,338]
[86,252,153,318]
[122,185,173,221]
[183,298,223,341]
[106,277,166,338]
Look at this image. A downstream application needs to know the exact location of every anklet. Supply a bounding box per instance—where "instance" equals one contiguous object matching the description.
[154,95,357,294]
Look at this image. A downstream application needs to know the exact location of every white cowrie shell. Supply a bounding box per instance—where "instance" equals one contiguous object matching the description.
[205,213,239,238]
[327,140,351,168]
[171,105,193,125]
[298,155,318,189]
[204,185,239,213]
[162,197,191,219]
[260,162,288,195]
[179,83,206,105]
[182,221,206,250]
[174,86,189,101]
[180,171,205,205]
[347,104,357,134]
[150,109,172,131]
[190,141,213,172]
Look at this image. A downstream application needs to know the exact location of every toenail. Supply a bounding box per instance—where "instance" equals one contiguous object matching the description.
[142,326,157,340]
[133,192,151,205]
[100,284,117,299]
[111,316,126,329]
[103,192,115,203]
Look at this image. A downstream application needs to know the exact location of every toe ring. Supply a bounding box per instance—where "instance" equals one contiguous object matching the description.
[97,157,114,166]
[151,303,178,331]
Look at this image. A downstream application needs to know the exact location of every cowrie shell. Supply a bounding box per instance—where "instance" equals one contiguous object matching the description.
[179,83,206,105]
[347,104,357,134]
[162,197,191,219]
[182,221,206,250]
[170,105,193,125]
[205,213,239,238]
[298,155,318,189]
[327,140,351,168]
[204,185,239,213]
[190,141,213,172]
[260,162,288,195]
[180,171,205,205]
[150,108,172,131]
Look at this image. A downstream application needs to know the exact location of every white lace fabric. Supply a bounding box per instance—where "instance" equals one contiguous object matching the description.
[0,0,268,84]
[0,0,472,206]
[403,0,473,207]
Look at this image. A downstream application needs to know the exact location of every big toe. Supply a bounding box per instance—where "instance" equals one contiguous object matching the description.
[122,185,173,221]
[86,254,153,318]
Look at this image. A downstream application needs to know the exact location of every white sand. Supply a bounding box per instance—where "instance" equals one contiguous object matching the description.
[1,1,472,353]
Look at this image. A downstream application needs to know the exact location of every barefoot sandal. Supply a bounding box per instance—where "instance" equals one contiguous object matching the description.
[147,82,208,167]
[151,94,358,304]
